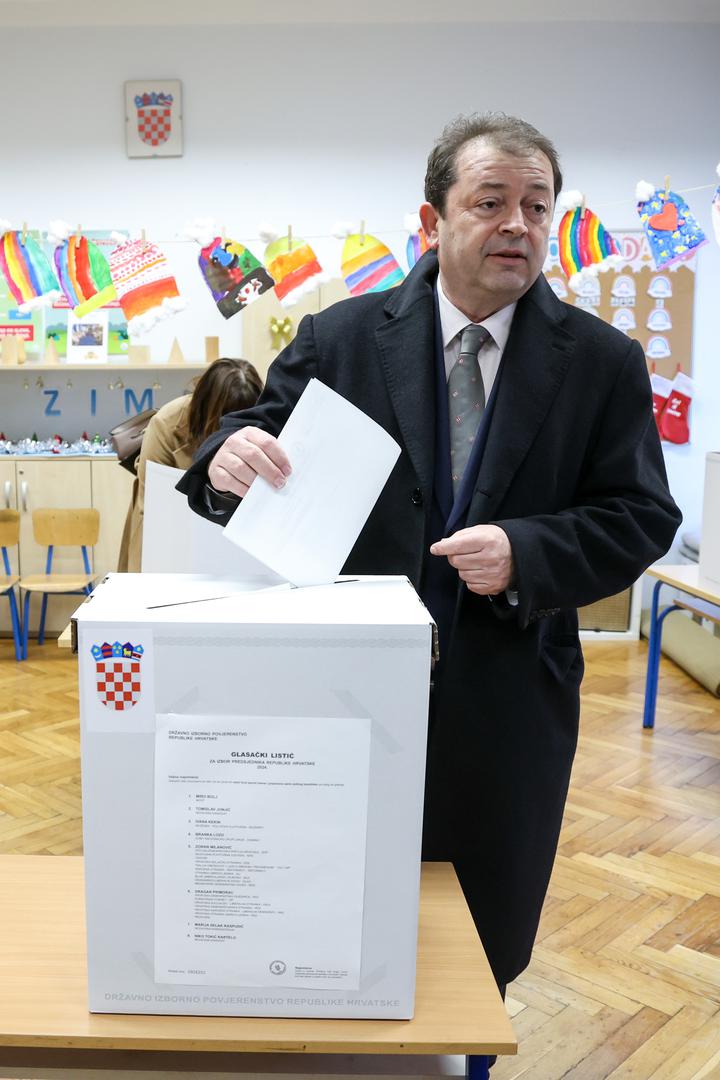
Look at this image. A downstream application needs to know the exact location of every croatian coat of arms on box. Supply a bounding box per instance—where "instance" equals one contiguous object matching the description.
[91,641,144,710]
[125,81,183,158]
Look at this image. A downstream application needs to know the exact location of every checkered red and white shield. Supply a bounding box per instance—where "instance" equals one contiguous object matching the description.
[95,658,142,711]
[136,105,172,147]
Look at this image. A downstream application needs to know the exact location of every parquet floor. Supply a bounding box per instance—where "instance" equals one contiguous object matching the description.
[0,637,718,1078]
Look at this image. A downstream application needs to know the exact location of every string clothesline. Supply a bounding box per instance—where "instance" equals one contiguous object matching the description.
[8,181,718,245]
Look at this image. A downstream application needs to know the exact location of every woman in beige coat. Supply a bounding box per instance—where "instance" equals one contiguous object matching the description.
[118,358,263,572]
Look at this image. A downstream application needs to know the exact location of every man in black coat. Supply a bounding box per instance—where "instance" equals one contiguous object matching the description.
[178,113,681,993]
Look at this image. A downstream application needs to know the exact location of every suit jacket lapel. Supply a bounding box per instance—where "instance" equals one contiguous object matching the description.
[467,275,577,527]
[374,254,438,496]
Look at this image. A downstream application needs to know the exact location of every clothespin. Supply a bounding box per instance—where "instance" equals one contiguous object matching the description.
[75,224,82,249]
[21,221,27,244]
[359,219,366,246]
[141,227,147,247]
[580,198,586,221]
[287,224,293,252]
[664,175,670,200]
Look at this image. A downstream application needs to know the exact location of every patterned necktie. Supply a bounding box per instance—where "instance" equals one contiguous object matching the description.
[448,324,490,496]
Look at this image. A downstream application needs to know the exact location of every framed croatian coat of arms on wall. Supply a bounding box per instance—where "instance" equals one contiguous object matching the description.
[125,80,183,158]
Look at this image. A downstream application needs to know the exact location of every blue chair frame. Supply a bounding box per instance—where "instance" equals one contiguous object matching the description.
[21,542,94,661]
[1,542,23,662]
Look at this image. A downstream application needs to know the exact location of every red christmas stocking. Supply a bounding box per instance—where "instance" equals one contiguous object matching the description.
[650,372,672,434]
[659,372,693,445]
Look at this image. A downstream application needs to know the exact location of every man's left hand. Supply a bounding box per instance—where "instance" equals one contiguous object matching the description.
[430,525,515,595]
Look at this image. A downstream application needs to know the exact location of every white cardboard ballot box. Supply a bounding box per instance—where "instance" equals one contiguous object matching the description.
[75,573,434,1020]
[700,451,720,586]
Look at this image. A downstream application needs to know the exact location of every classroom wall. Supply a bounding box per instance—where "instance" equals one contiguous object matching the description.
[1,19,719,536]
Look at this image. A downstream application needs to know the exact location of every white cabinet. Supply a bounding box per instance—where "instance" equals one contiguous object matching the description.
[90,460,134,580]
[16,460,93,575]
[0,456,133,638]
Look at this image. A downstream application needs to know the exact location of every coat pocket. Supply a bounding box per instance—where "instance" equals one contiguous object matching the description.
[540,637,584,684]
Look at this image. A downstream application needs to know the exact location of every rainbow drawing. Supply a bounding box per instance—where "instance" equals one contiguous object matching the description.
[54,234,116,317]
[263,234,326,307]
[341,233,404,297]
[558,204,621,288]
[406,228,429,270]
[0,229,61,310]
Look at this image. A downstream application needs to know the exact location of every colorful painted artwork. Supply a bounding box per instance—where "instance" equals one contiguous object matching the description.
[199,237,274,319]
[262,234,326,307]
[636,182,707,269]
[41,230,126,357]
[543,228,697,437]
[557,199,621,290]
[406,228,429,269]
[0,228,61,311]
[340,233,405,296]
[53,233,116,317]
[109,237,185,334]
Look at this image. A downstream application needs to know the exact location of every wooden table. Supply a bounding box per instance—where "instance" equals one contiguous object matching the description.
[0,856,516,1078]
[643,563,720,728]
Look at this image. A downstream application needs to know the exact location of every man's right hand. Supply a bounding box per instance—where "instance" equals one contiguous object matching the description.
[207,428,292,499]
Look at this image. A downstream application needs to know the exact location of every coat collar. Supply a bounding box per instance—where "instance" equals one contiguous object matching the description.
[374,251,577,519]
[373,253,440,495]
[467,272,577,526]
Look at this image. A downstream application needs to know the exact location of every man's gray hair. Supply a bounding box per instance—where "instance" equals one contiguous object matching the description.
[424,112,563,215]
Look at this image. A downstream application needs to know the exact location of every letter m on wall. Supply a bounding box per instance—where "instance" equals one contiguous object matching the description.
[124,388,154,415]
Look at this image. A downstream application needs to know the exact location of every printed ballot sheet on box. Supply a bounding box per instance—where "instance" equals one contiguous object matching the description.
[154,713,370,990]
[76,572,433,1019]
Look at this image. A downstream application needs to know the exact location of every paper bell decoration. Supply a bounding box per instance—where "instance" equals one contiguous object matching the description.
[260,227,327,308]
[0,223,61,311]
[109,235,185,335]
[336,226,404,297]
[50,222,116,317]
[199,236,274,319]
[635,181,707,269]
[556,192,622,290]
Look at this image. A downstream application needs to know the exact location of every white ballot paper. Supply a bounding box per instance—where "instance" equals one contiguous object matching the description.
[143,461,282,584]
[222,378,401,586]
[154,713,371,989]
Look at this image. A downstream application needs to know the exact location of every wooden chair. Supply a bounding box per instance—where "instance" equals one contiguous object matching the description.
[18,508,99,661]
[0,509,23,661]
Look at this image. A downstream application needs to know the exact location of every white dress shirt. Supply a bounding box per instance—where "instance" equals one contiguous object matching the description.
[436,275,517,390]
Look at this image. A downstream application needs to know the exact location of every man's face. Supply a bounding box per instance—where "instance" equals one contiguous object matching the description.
[419,137,555,320]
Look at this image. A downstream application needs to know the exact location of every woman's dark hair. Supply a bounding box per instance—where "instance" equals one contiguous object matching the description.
[424,112,563,216]
[186,357,263,452]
